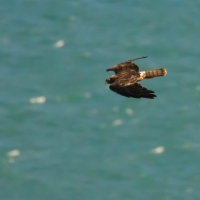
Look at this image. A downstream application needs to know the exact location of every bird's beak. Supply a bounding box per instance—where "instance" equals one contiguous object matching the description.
[106,66,115,72]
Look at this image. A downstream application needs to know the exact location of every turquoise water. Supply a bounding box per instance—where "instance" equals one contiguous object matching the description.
[1,0,200,199]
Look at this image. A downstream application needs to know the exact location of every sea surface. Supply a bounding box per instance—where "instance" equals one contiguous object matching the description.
[1,0,200,199]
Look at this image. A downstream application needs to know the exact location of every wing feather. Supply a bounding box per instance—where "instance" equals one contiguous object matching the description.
[109,83,156,99]
[106,60,139,73]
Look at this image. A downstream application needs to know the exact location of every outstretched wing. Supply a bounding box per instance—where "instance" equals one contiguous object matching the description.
[106,60,139,73]
[109,82,156,99]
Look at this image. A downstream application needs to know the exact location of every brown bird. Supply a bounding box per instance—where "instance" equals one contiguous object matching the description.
[105,56,167,99]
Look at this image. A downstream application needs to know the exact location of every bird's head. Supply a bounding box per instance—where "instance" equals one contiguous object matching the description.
[105,75,117,84]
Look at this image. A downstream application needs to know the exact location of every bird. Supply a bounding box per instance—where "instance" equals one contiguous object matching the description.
[105,56,167,99]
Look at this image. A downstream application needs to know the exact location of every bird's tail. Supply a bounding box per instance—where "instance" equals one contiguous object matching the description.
[144,68,167,79]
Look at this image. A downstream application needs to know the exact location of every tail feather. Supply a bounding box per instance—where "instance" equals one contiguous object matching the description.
[144,68,167,79]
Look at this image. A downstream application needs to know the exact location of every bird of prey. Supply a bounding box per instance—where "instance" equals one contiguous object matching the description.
[105,56,167,99]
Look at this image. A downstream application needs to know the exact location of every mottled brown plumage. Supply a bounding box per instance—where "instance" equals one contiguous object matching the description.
[105,56,167,99]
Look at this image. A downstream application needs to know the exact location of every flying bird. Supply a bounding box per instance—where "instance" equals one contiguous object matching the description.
[105,56,167,99]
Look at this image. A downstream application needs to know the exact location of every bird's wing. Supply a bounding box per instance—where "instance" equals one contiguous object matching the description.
[109,82,156,99]
[106,60,139,73]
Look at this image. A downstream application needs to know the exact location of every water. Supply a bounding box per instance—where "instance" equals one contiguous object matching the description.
[1,0,200,199]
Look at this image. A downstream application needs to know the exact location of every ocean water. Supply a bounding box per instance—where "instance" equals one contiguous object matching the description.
[1,0,200,199]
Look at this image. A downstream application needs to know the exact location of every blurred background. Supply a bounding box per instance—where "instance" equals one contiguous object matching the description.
[1,0,200,199]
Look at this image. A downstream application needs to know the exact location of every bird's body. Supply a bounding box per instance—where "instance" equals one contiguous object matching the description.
[105,56,167,99]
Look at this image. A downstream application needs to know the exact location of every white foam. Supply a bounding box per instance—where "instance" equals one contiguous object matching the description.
[125,108,133,115]
[84,92,91,98]
[151,146,165,154]
[29,96,46,104]
[112,119,123,126]
[54,40,65,48]
[7,149,20,157]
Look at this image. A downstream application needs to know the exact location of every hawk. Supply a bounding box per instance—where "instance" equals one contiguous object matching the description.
[105,56,167,99]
